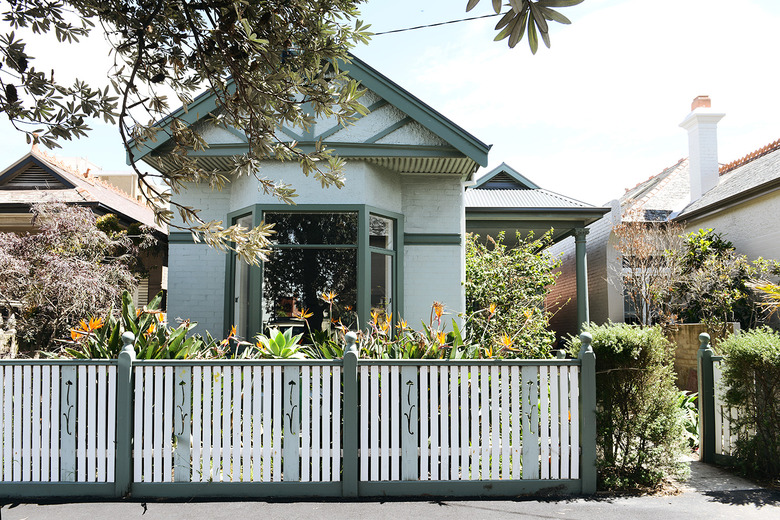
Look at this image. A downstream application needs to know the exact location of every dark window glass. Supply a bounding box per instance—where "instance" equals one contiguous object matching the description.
[265,212,358,245]
[263,248,357,332]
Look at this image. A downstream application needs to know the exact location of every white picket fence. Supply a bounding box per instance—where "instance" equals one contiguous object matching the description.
[358,364,580,482]
[0,363,116,483]
[712,359,740,457]
[1,351,597,497]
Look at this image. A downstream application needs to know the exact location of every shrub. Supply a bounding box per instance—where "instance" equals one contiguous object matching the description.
[720,328,780,478]
[569,323,688,490]
[465,231,559,358]
[0,203,141,353]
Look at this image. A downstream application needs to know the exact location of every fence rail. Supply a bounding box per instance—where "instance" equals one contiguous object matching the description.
[1,333,597,498]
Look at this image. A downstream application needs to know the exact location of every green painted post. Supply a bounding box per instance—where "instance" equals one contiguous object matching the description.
[115,332,136,497]
[574,228,590,333]
[697,332,715,464]
[342,332,359,497]
[578,332,597,494]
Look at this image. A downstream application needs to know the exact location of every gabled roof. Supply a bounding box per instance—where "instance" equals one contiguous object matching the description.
[677,140,780,220]
[472,162,540,190]
[620,158,691,221]
[129,55,490,176]
[0,148,163,232]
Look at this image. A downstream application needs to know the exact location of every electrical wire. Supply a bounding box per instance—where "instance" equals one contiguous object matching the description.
[372,12,503,36]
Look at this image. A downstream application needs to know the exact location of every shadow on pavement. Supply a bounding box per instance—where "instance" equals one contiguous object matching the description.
[702,488,780,507]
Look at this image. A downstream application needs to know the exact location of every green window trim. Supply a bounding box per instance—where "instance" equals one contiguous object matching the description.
[223,204,404,339]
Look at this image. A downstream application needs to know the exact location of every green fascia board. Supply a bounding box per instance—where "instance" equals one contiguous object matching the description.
[472,161,540,189]
[345,55,490,167]
[177,142,464,159]
[127,82,232,164]
[466,207,609,226]
[130,55,490,167]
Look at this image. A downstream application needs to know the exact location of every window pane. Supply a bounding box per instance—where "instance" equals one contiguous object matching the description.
[263,248,357,331]
[265,212,358,245]
[371,252,392,317]
[369,214,394,250]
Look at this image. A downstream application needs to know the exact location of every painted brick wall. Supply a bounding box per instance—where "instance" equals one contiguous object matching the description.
[401,175,463,234]
[167,242,227,337]
[404,245,464,327]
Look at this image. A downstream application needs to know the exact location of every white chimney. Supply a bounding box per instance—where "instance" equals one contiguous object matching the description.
[679,95,725,202]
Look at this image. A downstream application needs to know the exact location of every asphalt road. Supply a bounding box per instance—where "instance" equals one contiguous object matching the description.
[2,461,778,520]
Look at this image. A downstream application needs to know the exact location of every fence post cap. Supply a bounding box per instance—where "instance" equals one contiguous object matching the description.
[345,331,358,353]
[698,332,711,350]
[120,331,136,355]
[578,331,593,355]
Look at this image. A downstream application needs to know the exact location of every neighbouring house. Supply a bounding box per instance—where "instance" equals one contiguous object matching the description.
[548,94,780,340]
[465,162,609,333]
[0,146,168,306]
[130,56,608,340]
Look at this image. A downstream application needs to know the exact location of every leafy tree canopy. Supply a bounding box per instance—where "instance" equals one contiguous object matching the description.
[0,0,580,262]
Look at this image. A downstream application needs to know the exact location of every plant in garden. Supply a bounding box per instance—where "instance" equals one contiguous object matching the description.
[611,216,685,328]
[720,328,780,479]
[63,291,221,359]
[465,231,559,359]
[0,202,139,353]
[568,322,688,490]
[671,229,780,339]
[254,328,305,359]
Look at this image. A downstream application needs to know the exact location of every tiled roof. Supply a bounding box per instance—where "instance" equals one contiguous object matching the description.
[465,188,593,209]
[0,148,164,232]
[678,142,780,218]
[619,158,690,221]
[719,138,780,175]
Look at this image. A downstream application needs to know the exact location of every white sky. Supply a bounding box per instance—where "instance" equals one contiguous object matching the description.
[2,0,780,205]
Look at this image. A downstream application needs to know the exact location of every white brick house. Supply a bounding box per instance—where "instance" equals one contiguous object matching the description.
[131,57,490,338]
[548,95,780,339]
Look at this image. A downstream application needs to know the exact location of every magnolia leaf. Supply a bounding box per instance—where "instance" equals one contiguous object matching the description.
[466,0,480,11]
[538,0,584,6]
[492,0,502,13]
[508,10,529,48]
[538,5,572,24]
[527,14,539,54]
[529,2,549,34]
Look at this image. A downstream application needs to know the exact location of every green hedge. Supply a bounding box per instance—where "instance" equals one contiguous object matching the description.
[720,328,780,478]
[570,323,688,490]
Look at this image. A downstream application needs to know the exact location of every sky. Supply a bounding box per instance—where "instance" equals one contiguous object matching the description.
[2,0,780,205]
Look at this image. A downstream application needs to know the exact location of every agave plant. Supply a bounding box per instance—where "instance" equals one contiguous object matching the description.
[255,328,305,359]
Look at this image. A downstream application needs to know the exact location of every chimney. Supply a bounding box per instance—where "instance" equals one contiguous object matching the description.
[679,95,725,202]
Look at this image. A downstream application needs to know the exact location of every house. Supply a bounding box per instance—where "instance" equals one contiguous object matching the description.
[0,146,168,306]
[548,94,780,339]
[465,163,609,333]
[130,56,492,339]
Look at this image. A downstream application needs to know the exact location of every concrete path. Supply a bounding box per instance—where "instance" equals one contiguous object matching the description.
[2,461,778,520]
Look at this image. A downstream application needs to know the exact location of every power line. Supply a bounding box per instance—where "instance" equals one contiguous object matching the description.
[372,12,503,36]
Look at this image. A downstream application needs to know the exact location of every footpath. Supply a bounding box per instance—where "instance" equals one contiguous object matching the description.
[2,460,778,520]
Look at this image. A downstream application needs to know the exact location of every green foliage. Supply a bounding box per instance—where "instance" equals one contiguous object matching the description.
[63,290,221,359]
[468,0,584,53]
[677,391,699,450]
[255,328,305,359]
[720,328,780,478]
[465,231,559,359]
[569,323,688,490]
[672,229,780,337]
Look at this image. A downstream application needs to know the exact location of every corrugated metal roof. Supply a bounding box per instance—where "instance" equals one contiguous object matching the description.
[465,189,592,209]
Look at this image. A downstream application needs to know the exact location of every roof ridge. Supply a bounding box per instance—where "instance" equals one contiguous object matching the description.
[719,138,780,175]
[623,157,687,197]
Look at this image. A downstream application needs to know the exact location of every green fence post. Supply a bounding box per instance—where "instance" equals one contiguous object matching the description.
[342,332,359,497]
[115,332,136,497]
[697,332,715,464]
[578,332,597,494]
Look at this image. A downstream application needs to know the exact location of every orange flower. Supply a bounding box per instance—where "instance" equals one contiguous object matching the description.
[78,319,89,331]
[89,317,104,331]
[437,331,447,345]
[230,325,236,337]
[345,305,353,312]
[146,322,156,335]
[397,319,408,330]
[371,310,380,325]
[500,334,513,348]
[157,312,166,323]
[293,307,314,319]
[320,291,338,304]
[488,303,497,316]
[523,309,533,319]
[432,301,444,319]
[71,330,84,341]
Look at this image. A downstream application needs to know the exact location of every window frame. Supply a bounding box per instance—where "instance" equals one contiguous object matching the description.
[224,204,403,338]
